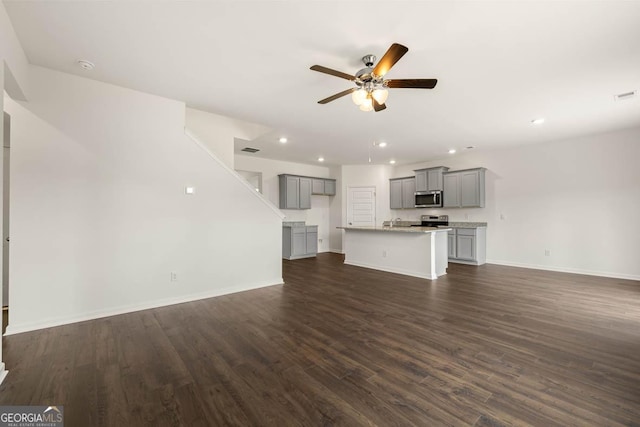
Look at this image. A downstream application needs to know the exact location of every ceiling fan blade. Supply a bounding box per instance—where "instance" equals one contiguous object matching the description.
[387,79,438,89]
[310,65,355,81]
[373,43,409,77]
[318,88,356,104]
[372,97,387,112]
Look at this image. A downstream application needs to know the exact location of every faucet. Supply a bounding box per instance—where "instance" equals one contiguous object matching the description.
[389,217,402,227]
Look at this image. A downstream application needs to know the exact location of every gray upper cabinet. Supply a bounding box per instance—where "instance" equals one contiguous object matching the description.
[414,166,449,192]
[312,179,325,195]
[279,175,311,210]
[280,175,336,209]
[415,170,428,192]
[311,178,337,195]
[443,174,460,207]
[324,180,336,196]
[390,177,416,209]
[390,179,403,209]
[282,175,300,209]
[442,168,485,208]
[299,177,311,209]
[428,168,447,191]
[402,178,416,208]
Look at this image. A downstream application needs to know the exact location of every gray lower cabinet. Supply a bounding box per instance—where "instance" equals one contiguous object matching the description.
[390,177,416,209]
[447,227,487,265]
[443,168,486,208]
[283,225,318,260]
[447,232,456,258]
[279,175,312,209]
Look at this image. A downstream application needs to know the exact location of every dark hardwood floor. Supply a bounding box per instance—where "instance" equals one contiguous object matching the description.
[1,253,639,426]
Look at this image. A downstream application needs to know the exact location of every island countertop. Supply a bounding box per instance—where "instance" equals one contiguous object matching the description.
[338,226,451,233]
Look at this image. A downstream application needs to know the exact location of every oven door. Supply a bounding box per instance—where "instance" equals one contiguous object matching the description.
[415,191,442,208]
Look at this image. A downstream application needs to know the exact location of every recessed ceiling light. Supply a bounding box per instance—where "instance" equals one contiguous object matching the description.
[389,159,396,164]
[77,59,95,70]
[448,149,456,154]
[378,142,387,148]
[531,118,545,125]
[318,157,324,162]
[279,137,287,143]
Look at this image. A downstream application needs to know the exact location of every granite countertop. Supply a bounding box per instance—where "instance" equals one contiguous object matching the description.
[339,226,451,234]
[448,222,488,228]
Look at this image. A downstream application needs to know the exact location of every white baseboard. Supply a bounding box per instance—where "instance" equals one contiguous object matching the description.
[0,363,7,386]
[4,278,284,336]
[486,259,640,281]
[329,248,344,254]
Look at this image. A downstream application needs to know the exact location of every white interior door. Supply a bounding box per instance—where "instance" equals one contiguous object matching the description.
[347,186,376,227]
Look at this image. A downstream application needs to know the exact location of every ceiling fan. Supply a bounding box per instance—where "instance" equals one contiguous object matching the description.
[310,43,437,112]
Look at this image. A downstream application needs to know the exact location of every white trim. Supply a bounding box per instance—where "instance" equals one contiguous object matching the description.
[4,278,284,336]
[329,248,344,254]
[184,129,285,219]
[344,260,439,280]
[486,259,640,281]
[0,363,7,386]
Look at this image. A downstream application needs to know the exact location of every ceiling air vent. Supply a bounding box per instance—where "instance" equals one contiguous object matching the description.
[241,147,260,153]
[614,90,637,101]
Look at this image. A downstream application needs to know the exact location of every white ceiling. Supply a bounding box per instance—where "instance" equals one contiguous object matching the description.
[5,0,640,166]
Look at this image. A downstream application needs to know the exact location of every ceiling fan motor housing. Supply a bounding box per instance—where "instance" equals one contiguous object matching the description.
[355,54,385,89]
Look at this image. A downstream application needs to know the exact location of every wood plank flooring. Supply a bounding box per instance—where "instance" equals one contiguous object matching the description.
[1,253,640,426]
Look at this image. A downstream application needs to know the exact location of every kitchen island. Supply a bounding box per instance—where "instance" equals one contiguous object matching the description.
[339,226,450,280]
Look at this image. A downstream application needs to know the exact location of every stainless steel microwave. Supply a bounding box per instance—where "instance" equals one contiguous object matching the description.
[415,191,443,208]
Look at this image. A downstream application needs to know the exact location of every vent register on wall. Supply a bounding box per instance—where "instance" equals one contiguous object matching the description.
[390,166,486,209]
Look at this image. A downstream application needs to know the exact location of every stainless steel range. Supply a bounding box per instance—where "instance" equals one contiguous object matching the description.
[413,214,449,227]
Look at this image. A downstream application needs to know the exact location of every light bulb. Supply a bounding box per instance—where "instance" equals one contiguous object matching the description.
[351,89,367,106]
[372,88,388,104]
[359,97,373,112]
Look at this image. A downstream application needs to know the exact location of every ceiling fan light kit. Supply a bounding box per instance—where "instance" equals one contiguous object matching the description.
[310,43,437,112]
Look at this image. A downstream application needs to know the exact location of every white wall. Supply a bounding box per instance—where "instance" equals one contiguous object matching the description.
[234,155,334,253]
[0,0,30,381]
[391,127,640,280]
[0,3,29,101]
[185,107,271,169]
[5,66,284,334]
[328,165,342,253]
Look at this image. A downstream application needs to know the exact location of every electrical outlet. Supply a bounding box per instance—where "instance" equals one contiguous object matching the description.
[171,272,178,282]
[318,238,323,244]
[544,249,550,257]
[500,213,506,220]
[382,250,387,258]
[464,213,469,220]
